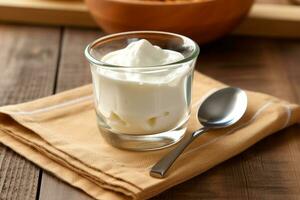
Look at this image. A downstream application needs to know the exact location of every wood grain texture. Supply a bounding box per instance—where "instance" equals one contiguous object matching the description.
[0,24,60,200]
[38,30,300,200]
[54,28,102,92]
[38,28,101,200]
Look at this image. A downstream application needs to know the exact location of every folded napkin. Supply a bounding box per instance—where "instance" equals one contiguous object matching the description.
[0,72,299,200]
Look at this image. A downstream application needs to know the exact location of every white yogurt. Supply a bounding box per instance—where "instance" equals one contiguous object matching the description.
[92,39,193,135]
[101,39,184,67]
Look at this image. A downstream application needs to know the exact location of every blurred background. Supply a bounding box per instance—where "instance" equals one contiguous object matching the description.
[0,0,299,44]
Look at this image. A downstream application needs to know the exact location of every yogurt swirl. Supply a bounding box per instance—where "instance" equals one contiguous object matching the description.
[92,39,192,134]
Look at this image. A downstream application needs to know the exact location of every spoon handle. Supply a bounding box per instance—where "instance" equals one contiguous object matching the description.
[150,127,208,178]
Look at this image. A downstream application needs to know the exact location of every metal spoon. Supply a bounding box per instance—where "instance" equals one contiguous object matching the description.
[150,87,247,178]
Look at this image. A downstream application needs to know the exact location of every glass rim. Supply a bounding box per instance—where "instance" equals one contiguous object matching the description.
[84,31,200,70]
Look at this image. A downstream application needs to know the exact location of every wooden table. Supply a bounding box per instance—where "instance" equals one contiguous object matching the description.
[0,24,300,200]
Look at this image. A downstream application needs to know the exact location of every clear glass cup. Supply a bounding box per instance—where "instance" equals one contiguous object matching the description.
[85,31,199,151]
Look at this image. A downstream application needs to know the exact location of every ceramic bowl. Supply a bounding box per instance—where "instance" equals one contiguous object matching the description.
[85,0,254,43]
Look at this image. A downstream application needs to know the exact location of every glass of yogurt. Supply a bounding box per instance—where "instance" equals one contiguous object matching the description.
[85,31,199,151]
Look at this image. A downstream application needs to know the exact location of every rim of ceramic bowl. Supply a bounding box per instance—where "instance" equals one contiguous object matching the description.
[84,31,200,70]
[87,0,216,6]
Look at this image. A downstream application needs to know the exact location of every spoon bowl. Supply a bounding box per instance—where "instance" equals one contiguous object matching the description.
[198,87,247,128]
[150,87,248,178]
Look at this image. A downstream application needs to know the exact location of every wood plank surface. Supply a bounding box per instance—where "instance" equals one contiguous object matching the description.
[38,28,100,200]
[0,24,61,199]
[37,29,300,200]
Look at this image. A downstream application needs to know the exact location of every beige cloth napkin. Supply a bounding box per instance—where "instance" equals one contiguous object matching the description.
[0,72,299,200]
